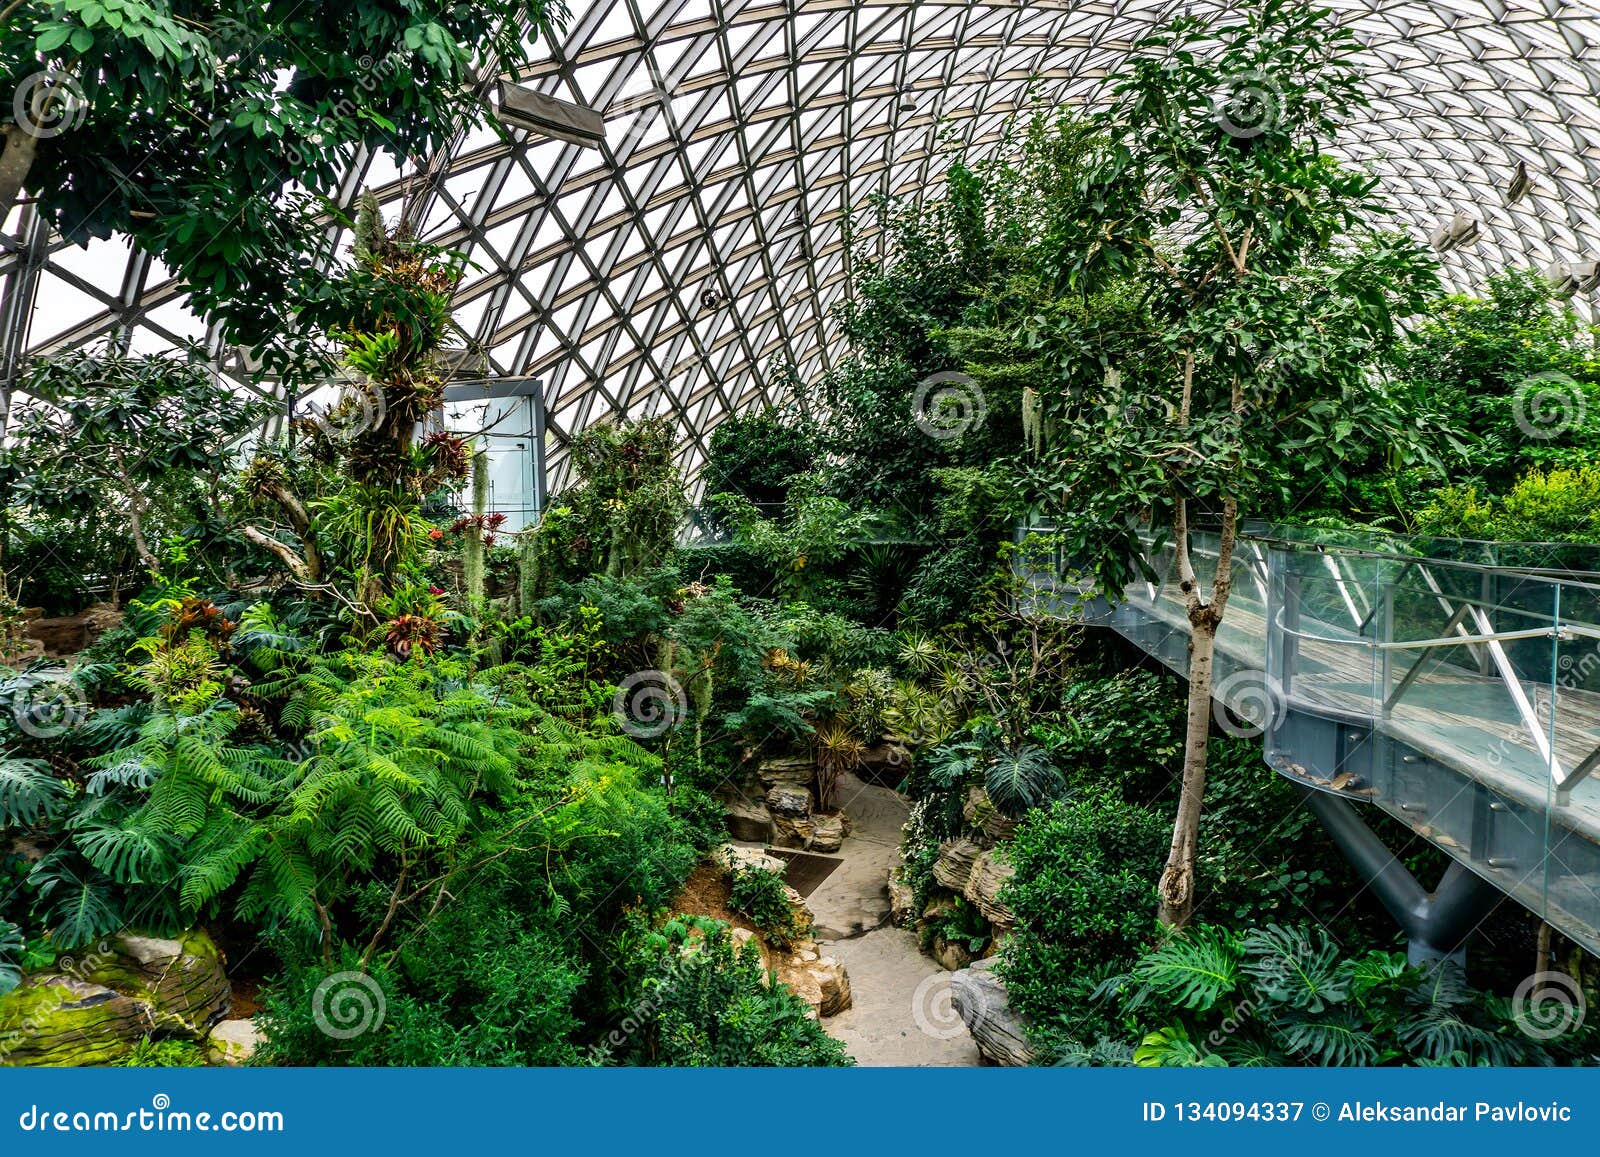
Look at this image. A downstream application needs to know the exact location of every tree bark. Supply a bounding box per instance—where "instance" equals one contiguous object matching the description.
[1159,619,1215,927]
[241,525,316,583]
[0,125,38,227]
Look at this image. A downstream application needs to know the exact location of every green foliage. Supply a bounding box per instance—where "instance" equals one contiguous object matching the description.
[115,1037,207,1067]
[726,863,801,950]
[4,0,562,371]
[998,787,1169,1022]
[1,347,269,583]
[607,918,852,1067]
[1103,923,1579,1066]
[1416,466,1600,546]
[701,410,818,513]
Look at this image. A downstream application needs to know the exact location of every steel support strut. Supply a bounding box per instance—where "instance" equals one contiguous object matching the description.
[1299,787,1501,965]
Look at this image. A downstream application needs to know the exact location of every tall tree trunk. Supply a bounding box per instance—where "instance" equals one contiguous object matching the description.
[0,125,38,227]
[1160,617,1215,926]
[1156,351,1244,929]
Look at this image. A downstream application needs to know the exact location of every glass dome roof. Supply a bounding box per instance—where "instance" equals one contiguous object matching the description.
[4,0,1599,489]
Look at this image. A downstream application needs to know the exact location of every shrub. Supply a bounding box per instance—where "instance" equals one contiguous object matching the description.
[998,787,1168,1039]
[607,919,852,1067]
[1043,669,1184,795]
[727,863,800,949]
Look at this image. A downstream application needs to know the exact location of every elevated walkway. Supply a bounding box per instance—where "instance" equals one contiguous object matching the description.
[1019,523,1600,958]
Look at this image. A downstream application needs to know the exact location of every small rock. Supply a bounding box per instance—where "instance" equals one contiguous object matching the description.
[810,957,853,1017]
[765,784,811,819]
[888,866,915,927]
[931,934,974,973]
[206,1018,262,1066]
[810,813,845,853]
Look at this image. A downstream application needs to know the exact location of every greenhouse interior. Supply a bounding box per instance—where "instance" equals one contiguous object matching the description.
[6,0,1600,1071]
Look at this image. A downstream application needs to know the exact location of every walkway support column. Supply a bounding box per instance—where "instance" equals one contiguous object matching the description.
[1299,786,1501,965]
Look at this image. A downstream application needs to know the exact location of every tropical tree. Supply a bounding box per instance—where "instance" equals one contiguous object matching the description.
[1,0,563,387]
[0,347,269,576]
[1018,2,1439,925]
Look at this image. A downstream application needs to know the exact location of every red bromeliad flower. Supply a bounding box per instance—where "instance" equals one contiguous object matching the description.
[428,528,444,541]
[428,585,445,596]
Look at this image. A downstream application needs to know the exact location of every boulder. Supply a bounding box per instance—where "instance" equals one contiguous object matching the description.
[809,956,853,1016]
[758,757,816,790]
[962,849,1016,929]
[950,957,1034,1066]
[932,837,982,892]
[714,843,786,877]
[25,616,87,656]
[765,784,811,818]
[770,814,815,849]
[887,866,916,927]
[0,930,230,1066]
[723,796,773,843]
[810,813,845,854]
[205,1018,262,1066]
[963,785,1018,844]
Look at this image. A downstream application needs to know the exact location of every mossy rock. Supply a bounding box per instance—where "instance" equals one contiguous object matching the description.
[0,930,230,1067]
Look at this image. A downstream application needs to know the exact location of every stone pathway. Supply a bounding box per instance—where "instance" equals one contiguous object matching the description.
[808,771,982,1066]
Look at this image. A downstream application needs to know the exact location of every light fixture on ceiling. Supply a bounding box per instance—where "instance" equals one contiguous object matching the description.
[1546,260,1600,298]
[494,80,605,149]
[700,288,727,311]
[1506,159,1534,205]
[897,89,918,112]
[1429,213,1479,254]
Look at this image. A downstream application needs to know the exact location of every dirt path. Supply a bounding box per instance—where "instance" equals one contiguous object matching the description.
[809,771,982,1066]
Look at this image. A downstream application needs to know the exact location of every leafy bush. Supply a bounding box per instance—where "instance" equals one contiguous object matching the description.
[1105,923,1585,1066]
[1416,466,1600,549]
[998,787,1169,1035]
[727,863,801,949]
[1043,668,1184,795]
[607,918,852,1067]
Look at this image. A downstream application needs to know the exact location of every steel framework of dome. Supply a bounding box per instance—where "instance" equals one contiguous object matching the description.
[3,0,1600,491]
